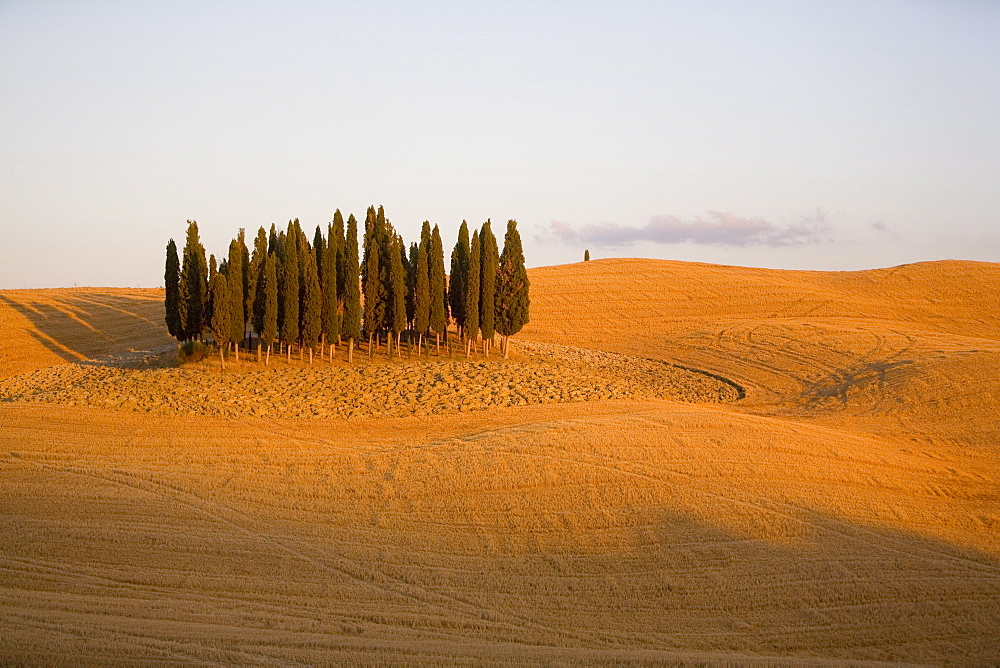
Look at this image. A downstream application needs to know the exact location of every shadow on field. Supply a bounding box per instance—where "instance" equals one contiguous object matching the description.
[0,292,172,365]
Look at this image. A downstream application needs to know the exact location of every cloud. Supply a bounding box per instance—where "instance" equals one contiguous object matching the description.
[871,220,900,237]
[540,210,831,248]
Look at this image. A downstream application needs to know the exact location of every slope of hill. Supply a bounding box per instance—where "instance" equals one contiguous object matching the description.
[1,259,997,664]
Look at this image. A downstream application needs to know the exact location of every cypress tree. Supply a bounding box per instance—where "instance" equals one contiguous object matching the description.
[281,228,299,362]
[465,229,480,356]
[495,219,531,358]
[261,253,278,365]
[300,249,322,363]
[405,241,418,329]
[332,209,347,305]
[313,225,325,281]
[584,249,590,261]
[387,234,407,357]
[268,223,279,255]
[429,224,447,355]
[239,228,250,345]
[449,221,470,338]
[414,222,431,355]
[209,272,230,372]
[164,238,181,340]
[227,237,245,360]
[275,230,287,342]
[362,227,386,355]
[479,220,499,356]
[342,214,362,363]
[322,222,340,360]
[250,227,268,355]
[179,220,208,341]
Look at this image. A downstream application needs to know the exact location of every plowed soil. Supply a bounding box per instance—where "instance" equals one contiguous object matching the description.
[1,259,998,664]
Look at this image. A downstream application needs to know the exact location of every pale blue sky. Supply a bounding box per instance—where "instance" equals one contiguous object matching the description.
[2,1,998,288]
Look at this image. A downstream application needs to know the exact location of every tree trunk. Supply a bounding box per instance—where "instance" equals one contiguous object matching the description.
[503,336,510,359]
[266,343,271,366]
[299,344,303,361]
[287,343,291,364]
[368,333,374,357]
[234,344,239,363]
[257,342,262,364]
[435,333,440,356]
[348,338,354,364]
[219,346,225,374]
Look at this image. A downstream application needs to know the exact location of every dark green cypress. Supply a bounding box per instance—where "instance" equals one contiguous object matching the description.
[261,253,278,364]
[239,228,250,337]
[479,220,499,354]
[429,224,447,353]
[322,222,340,356]
[495,219,531,358]
[332,209,347,304]
[281,227,299,357]
[362,225,385,353]
[300,249,322,362]
[342,214,362,362]
[465,229,480,354]
[179,220,208,341]
[406,241,418,328]
[209,272,230,370]
[584,249,590,261]
[275,230,287,338]
[227,237,245,353]
[268,223,279,255]
[414,222,431,351]
[164,238,182,340]
[449,221,470,336]
[250,227,268,339]
[387,234,407,356]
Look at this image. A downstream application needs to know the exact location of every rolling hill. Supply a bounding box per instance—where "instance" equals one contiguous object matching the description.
[1,259,997,664]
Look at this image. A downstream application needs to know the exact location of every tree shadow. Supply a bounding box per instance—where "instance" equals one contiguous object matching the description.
[0,291,174,369]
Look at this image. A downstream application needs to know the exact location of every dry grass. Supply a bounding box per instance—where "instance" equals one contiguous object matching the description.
[1,260,998,664]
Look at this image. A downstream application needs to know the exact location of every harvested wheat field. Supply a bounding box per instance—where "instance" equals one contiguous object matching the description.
[1,260,999,665]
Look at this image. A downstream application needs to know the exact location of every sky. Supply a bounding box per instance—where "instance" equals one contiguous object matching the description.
[1,1,998,288]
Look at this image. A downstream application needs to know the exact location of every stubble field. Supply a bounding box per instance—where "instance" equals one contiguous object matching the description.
[1,259,998,664]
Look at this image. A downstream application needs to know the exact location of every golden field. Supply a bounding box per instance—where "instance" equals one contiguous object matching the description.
[1,259,998,664]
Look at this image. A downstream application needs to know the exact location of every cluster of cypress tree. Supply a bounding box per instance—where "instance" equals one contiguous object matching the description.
[164,208,530,365]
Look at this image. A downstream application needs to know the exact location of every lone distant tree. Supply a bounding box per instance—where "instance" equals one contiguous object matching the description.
[261,253,278,365]
[342,213,362,363]
[281,228,300,362]
[414,222,431,355]
[449,221,470,338]
[300,249,322,363]
[464,229,480,356]
[479,220,499,357]
[179,220,208,342]
[164,239,182,340]
[429,224,447,354]
[584,249,590,261]
[495,219,531,358]
[209,272,231,372]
